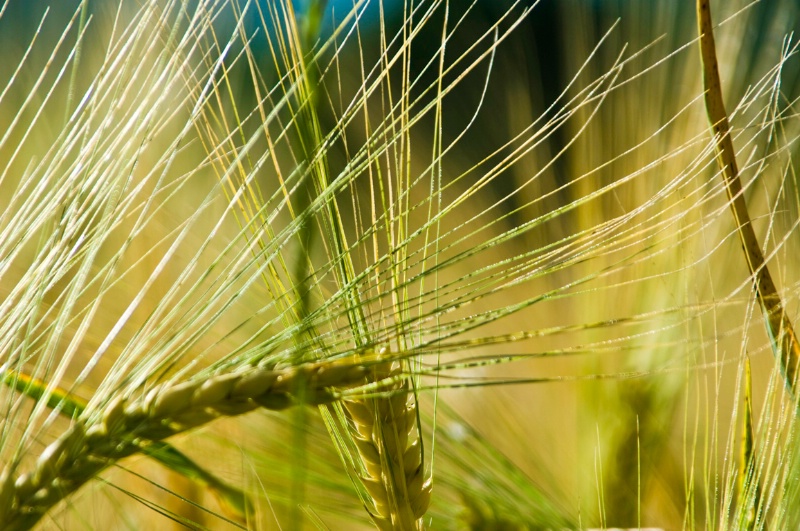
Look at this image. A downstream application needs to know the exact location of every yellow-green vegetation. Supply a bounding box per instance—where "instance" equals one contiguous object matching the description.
[1,0,800,528]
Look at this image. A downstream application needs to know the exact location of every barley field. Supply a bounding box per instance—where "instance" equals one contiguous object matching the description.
[1,0,800,529]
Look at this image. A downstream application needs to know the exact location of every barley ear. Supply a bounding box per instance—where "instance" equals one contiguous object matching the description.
[344,349,431,530]
[0,359,370,530]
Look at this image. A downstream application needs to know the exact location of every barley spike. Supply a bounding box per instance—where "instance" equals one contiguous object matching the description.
[343,348,432,530]
[0,358,373,530]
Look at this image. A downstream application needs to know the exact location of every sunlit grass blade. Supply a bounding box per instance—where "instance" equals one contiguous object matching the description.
[1,367,85,420]
[736,357,759,530]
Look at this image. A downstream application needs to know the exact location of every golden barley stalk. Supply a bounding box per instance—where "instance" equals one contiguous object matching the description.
[1,367,253,521]
[0,358,374,530]
[343,349,431,530]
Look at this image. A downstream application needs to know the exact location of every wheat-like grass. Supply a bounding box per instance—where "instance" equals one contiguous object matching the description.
[5,0,800,527]
[0,366,254,521]
[0,357,377,529]
[342,350,430,530]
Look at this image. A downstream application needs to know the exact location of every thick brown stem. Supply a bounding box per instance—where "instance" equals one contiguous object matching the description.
[697,0,800,394]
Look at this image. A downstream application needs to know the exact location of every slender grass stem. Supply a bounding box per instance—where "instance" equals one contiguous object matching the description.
[697,0,800,395]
